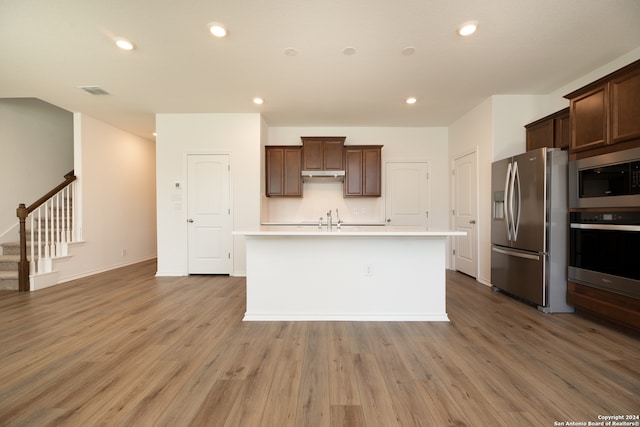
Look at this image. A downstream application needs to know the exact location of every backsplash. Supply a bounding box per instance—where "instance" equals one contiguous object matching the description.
[263,181,384,224]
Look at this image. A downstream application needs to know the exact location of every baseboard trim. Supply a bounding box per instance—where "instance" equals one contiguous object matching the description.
[243,312,450,322]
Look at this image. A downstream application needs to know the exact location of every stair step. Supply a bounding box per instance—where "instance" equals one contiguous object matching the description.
[0,271,18,279]
[0,270,19,291]
[1,241,58,256]
[0,255,20,271]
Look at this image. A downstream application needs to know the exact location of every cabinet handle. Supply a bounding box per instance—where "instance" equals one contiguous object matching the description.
[469,220,476,224]
[386,218,391,223]
[187,219,194,223]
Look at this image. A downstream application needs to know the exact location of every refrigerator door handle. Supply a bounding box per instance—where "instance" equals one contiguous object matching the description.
[492,246,540,261]
[512,161,521,240]
[504,162,513,240]
[508,161,518,240]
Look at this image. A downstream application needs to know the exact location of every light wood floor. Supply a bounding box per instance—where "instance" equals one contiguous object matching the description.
[0,260,638,426]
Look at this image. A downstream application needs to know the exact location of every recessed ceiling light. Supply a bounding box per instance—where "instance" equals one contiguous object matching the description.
[115,38,136,51]
[284,47,298,56]
[253,97,264,105]
[401,46,416,56]
[457,21,478,37]
[208,22,228,37]
[343,47,356,56]
[406,97,417,105]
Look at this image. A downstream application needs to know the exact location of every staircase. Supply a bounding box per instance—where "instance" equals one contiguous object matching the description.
[0,224,66,291]
[6,172,77,292]
[0,220,71,291]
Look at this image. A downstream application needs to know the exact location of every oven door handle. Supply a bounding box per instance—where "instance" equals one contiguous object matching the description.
[570,223,640,232]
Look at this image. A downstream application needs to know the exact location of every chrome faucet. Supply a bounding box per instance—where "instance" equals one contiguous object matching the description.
[336,208,342,229]
[327,210,332,230]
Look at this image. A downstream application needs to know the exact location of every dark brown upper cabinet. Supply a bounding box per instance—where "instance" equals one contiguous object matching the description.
[301,137,345,171]
[265,146,302,197]
[525,108,570,152]
[565,59,640,157]
[344,146,382,197]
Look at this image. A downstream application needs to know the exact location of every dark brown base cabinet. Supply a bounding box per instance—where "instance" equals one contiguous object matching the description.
[265,146,302,197]
[344,146,382,197]
[567,282,640,332]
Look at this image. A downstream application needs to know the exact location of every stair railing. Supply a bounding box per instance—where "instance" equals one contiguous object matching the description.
[16,171,77,292]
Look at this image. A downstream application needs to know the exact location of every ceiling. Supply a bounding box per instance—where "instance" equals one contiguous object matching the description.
[1,0,639,140]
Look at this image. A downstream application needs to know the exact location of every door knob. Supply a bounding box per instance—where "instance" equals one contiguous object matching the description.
[469,220,476,224]
[187,219,194,223]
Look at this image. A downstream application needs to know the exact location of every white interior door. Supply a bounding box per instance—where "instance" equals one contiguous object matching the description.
[385,162,430,226]
[187,154,232,274]
[453,151,478,277]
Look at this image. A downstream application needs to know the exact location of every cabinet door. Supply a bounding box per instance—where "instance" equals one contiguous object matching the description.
[570,85,608,152]
[266,148,284,196]
[555,110,570,149]
[323,140,344,170]
[610,67,640,144]
[362,147,381,196]
[344,146,382,197]
[266,147,302,197]
[283,148,302,196]
[344,148,363,196]
[302,138,345,170]
[302,139,323,170]
[526,119,554,151]
[525,108,569,151]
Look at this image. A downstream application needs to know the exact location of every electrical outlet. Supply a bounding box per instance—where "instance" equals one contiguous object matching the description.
[364,264,374,276]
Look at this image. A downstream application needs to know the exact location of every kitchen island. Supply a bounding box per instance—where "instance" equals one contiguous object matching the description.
[234,226,465,322]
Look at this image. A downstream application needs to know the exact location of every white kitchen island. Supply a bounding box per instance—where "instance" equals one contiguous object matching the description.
[234,226,465,322]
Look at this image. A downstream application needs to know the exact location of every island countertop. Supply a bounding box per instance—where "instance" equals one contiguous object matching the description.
[234,226,465,237]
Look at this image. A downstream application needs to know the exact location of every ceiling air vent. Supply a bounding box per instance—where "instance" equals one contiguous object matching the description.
[78,86,110,95]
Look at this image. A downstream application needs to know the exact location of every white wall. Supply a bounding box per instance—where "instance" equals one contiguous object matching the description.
[266,127,450,229]
[0,98,73,243]
[492,95,547,161]
[56,113,157,283]
[155,113,262,277]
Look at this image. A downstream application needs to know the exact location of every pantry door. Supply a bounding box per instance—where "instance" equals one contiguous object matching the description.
[385,162,430,226]
[187,154,232,274]
[452,150,478,278]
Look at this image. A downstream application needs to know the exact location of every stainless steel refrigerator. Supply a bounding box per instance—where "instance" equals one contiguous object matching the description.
[491,147,574,313]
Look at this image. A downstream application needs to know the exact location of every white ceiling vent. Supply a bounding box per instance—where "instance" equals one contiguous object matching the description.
[78,86,110,95]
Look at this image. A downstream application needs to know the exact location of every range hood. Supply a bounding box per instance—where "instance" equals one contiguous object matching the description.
[301,170,345,182]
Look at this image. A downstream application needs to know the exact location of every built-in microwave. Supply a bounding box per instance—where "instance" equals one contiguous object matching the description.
[569,146,640,209]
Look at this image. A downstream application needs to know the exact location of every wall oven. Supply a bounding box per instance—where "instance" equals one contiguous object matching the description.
[569,211,640,299]
[569,146,640,209]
